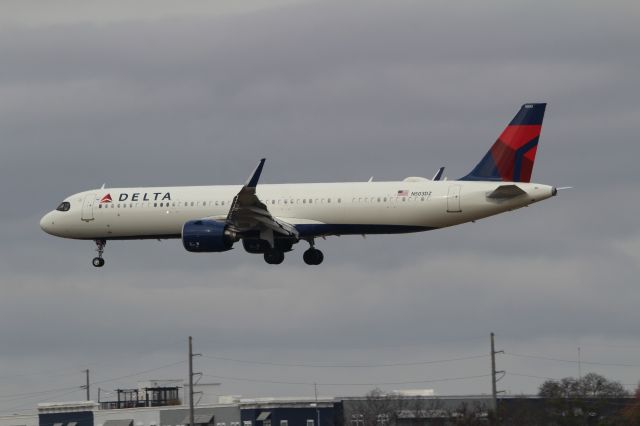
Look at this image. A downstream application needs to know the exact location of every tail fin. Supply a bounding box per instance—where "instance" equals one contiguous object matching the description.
[460,103,546,182]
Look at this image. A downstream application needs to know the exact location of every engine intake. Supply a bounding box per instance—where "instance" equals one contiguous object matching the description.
[182,220,235,252]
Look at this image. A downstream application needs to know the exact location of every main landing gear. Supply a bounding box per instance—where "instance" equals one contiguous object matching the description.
[92,239,106,267]
[264,248,285,265]
[261,240,324,265]
[303,240,324,265]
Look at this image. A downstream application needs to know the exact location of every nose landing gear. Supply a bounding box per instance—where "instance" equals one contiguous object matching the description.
[92,239,106,267]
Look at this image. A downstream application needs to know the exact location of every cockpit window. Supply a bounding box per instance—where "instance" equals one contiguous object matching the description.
[56,202,71,212]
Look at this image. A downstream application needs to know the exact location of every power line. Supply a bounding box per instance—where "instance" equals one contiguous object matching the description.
[200,353,488,368]
[507,372,556,381]
[202,373,491,387]
[0,387,82,415]
[505,352,640,368]
[0,359,185,414]
[0,337,186,384]
[0,385,81,401]
[91,360,186,386]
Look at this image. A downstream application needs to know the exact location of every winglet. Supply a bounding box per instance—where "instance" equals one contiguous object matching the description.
[245,158,266,188]
[432,167,445,181]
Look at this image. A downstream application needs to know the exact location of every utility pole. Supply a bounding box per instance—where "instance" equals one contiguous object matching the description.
[314,383,320,426]
[81,369,90,401]
[578,346,582,380]
[189,336,202,426]
[490,333,504,418]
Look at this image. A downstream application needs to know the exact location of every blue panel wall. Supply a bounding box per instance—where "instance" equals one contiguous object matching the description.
[241,407,334,426]
[39,411,94,426]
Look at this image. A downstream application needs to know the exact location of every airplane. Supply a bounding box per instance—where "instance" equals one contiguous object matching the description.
[40,103,557,267]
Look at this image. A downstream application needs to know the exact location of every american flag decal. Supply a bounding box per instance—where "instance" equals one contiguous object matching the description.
[397,189,408,196]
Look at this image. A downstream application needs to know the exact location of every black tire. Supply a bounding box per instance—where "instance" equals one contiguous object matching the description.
[313,249,324,265]
[264,249,284,265]
[303,248,324,265]
[92,257,105,267]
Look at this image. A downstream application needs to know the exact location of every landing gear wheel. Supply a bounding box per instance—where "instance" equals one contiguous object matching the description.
[303,248,324,265]
[92,239,106,268]
[264,248,285,265]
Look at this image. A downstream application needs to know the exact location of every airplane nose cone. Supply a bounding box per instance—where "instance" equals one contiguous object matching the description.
[40,213,54,234]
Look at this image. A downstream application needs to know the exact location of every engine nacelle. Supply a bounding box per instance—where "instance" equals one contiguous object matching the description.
[182,220,235,253]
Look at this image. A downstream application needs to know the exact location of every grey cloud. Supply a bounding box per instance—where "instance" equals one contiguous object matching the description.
[1,0,639,410]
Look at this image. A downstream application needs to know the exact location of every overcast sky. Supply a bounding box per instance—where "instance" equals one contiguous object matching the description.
[1,0,639,414]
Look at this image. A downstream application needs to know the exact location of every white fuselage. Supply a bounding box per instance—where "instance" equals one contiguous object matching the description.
[40,180,556,240]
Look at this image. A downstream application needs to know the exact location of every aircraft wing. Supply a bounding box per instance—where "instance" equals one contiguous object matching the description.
[225,159,299,238]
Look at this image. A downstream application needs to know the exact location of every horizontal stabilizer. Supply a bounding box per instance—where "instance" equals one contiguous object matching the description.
[487,184,526,199]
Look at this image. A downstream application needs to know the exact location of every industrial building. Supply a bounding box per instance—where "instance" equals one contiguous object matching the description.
[0,380,634,426]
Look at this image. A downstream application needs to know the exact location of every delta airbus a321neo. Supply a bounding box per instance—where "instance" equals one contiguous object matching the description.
[41,103,558,267]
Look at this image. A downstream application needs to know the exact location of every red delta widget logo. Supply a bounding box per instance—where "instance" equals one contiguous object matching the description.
[99,194,113,203]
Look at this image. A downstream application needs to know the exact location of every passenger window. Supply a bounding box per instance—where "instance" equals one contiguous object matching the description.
[303,199,306,204]
[328,198,331,203]
[98,204,102,209]
[338,198,341,203]
[384,197,387,202]
[154,203,157,207]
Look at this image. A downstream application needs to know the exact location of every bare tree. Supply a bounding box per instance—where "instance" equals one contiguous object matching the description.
[538,372,630,425]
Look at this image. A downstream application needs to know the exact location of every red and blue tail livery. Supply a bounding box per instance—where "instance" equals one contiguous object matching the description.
[460,103,546,183]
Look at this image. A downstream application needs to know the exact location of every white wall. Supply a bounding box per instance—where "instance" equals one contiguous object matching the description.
[94,407,161,426]
[0,413,38,426]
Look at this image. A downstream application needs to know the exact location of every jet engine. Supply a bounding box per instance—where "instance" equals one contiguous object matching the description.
[182,220,235,252]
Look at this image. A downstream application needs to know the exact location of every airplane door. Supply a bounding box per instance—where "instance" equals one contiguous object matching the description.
[447,185,462,213]
[81,193,96,221]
